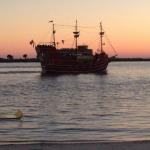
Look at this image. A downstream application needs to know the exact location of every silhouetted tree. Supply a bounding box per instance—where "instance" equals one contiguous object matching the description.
[7,55,14,60]
[23,54,28,60]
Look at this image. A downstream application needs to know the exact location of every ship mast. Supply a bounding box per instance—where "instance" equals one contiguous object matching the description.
[49,20,56,47]
[52,23,56,47]
[73,20,80,50]
[100,22,104,53]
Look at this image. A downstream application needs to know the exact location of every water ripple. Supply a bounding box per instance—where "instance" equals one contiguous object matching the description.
[0,62,150,142]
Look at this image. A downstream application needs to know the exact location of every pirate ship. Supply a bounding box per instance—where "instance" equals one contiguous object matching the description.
[32,21,114,74]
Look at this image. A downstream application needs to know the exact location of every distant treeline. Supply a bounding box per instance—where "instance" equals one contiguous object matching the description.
[0,57,150,62]
[0,58,39,63]
[111,58,150,61]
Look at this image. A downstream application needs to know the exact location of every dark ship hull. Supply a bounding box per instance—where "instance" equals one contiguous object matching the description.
[36,45,109,75]
[41,59,108,74]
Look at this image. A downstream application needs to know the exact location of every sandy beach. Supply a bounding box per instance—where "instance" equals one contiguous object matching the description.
[1,140,150,150]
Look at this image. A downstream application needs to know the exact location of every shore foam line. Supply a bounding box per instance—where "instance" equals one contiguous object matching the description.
[0,140,150,150]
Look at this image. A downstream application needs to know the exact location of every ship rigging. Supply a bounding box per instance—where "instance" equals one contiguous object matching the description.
[47,20,117,56]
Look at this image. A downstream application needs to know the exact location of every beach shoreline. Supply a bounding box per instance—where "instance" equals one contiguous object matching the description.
[1,140,150,150]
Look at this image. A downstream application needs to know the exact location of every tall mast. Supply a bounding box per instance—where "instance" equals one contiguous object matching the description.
[49,20,56,47]
[73,20,80,49]
[53,23,56,47]
[100,22,104,53]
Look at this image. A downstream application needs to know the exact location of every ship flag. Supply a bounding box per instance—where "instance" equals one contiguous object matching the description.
[62,40,65,44]
[30,40,35,48]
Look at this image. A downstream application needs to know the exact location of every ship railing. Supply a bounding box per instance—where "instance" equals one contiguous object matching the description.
[38,42,53,46]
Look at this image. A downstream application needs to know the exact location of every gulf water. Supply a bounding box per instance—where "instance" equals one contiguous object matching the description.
[0,62,150,142]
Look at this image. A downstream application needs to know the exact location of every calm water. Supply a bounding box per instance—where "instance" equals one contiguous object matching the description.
[0,62,150,142]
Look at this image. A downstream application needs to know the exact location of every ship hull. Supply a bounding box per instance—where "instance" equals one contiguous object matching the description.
[41,65,108,75]
[40,58,109,75]
[35,45,109,75]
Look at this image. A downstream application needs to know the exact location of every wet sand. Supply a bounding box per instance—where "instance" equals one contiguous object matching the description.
[1,141,150,150]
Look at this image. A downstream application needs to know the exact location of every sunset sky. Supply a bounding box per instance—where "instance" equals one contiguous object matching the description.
[0,0,150,58]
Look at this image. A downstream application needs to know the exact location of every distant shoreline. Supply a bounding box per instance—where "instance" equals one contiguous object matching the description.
[0,58,150,63]
[111,58,150,62]
[0,58,39,63]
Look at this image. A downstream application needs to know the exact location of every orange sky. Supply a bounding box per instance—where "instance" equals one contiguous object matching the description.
[0,0,150,58]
